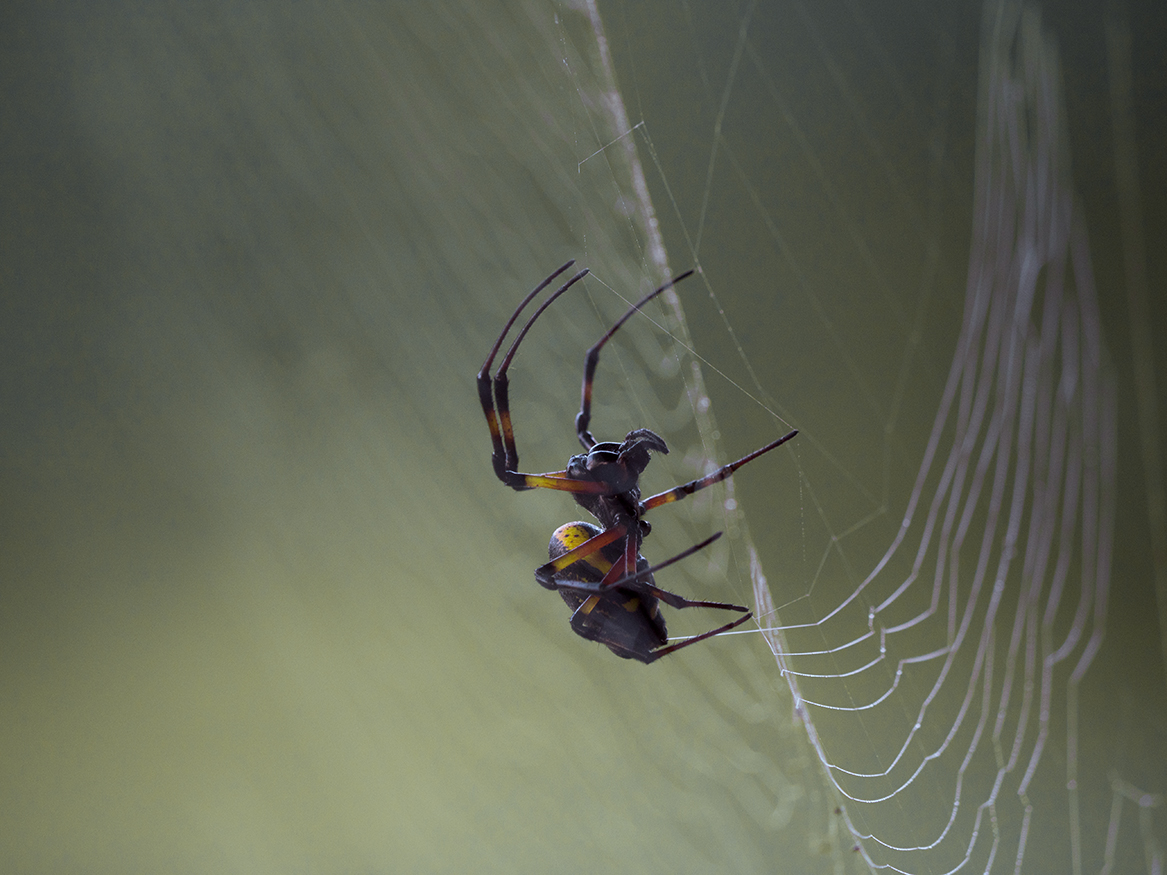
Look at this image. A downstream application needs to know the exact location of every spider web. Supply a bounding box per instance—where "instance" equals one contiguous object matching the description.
[753,7,1118,870]
[2,0,1163,872]
[567,0,1162,872]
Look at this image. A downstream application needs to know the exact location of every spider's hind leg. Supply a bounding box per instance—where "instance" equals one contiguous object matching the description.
[643,610,753,663]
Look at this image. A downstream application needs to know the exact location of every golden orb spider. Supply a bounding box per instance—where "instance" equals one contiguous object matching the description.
[477,261,796,663]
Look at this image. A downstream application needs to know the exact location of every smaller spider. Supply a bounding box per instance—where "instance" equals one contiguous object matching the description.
[478,262,796,663]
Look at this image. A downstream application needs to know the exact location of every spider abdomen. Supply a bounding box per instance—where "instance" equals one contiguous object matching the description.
[548,522,668,661]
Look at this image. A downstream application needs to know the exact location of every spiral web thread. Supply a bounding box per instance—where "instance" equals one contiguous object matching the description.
[751,3,1119,872]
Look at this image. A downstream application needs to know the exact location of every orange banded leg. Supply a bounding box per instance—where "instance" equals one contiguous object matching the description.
[594,532,748,610]
[601,519,641,589]
[642,429,799,511]
[535,523,628,590]
[477,263,589,488]
[543,527,747,611]
[477,262,575,484]
[537,521,649,596]
[477,466,616,496]
[515,472,612,493]
[576,270,695,450]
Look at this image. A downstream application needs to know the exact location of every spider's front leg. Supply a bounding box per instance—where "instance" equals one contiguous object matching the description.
[477,263,588,489]
[641,428,799,510]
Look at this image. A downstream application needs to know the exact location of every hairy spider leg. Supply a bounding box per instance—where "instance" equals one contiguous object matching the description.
[477,265,593,490]
[641,428,800,511]
[575,269,695,450]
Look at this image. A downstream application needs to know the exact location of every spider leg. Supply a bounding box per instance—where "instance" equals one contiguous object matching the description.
[534,523,628,590]
[541,529,746,609]
[478,262,575,384]
[545,524,752,664]
[597,532,747,610]
[575,270,694,450]
[477,261,574,484]
[477,264,589,488]
[536,519,660,594]
[643,610,754,664]
[518,471,614,494]
[606,531,722,589]
[646,588,750,614]
[642,428,799,511]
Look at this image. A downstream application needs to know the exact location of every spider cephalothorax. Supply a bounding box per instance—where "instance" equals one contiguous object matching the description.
[564,428,668,532]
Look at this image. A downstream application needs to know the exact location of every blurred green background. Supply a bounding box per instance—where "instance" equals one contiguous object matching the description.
[2,1,1163,872]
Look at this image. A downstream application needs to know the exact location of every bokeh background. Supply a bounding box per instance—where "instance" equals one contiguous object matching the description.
[2,0,1163,872]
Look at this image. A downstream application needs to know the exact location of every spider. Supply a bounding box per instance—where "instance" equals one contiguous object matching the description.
[477,261,797,664]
